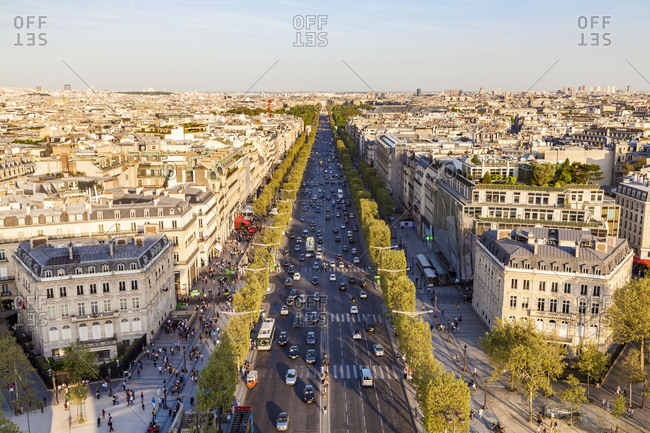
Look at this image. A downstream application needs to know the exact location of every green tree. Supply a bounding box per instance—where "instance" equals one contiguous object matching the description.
[531,163,556,186]
[606,276,650,369]
[574,344,608,397]
[471,155,480,165]
[417,366,470,433]
[560,375,588,425]
[622,162,634,175]
[0,411,22,433]
[481,172,492,184]
[196,339,238,433]
[611,394,626,431]
[571,162,603,183]
[634,157,647,170]
[555,158,573,185]
[618,347,647,409]
[62,342,98,423]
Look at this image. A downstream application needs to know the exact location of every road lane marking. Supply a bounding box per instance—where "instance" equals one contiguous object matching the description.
[346,364,350,378]
[352,367,357,379]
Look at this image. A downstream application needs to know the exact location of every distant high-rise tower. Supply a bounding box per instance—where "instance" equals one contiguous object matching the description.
[35,86,42,92]
[626,85,632,93]
[64,84,71,91]
[416,88,421,97]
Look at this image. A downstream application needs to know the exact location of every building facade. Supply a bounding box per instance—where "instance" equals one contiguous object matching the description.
[473,227,633,353]
[13,234,174,361]
[615,173,650,264]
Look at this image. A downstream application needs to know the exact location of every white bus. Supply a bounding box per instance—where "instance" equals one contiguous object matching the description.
[337,189,344,199]
[256,318,276,350]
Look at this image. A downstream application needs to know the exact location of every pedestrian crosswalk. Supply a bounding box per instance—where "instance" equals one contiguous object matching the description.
[329,313,382,323]
[291,363,399,381]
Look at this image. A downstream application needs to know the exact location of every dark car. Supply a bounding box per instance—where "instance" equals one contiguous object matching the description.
[284,278,293,287]
[299,254,305,261]
[287,233,295,239]
[305,349,316,364]
[364,321,375,332]
[335,237,340,242]
[311,276,319,285]
[348,276,356,285]
[359,280,368,288]
[278,331,288,345]
[339,282,347,291]
[289,345,299,359]
[282,259,290,267]
[303,385,315,403]
[287,265,295,275]
[332,228,339,234]
[293,316,304,328]
[349,237,355,244]
[342,245,348,252]
[353,225,359,232]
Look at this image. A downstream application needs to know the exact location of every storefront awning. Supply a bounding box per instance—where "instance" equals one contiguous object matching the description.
[633,255,650,266]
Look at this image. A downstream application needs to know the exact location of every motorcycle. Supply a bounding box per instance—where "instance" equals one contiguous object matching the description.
[491,421,505,433]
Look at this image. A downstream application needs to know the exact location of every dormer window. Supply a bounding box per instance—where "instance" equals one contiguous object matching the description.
[88,266,95,274]
[102,264,109,273]
[44,270,53,278]
[117,263,125,271]
[130,262,137,270]
[57,268,65,276]
[75,267,83,275]
[565,264,573,273]
[538,262,546,271]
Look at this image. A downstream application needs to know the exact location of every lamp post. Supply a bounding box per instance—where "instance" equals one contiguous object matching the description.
[483,379,488,410]
[434,296,438,318]
[446,320,451,343]
[462,345,467,372]
[183,347,187,373]
[108,367,112,397]
[49,369,58,405]
[642,380,647,409]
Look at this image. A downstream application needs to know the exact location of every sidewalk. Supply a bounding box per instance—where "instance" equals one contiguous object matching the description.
[394,224,650,433]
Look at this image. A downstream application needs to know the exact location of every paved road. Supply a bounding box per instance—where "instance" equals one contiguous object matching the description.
[244,113,415,432]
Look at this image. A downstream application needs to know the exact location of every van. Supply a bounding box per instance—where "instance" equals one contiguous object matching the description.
[361,368,373,387]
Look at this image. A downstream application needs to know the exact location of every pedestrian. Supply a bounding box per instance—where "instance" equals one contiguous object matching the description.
[108,420,114,432]
[473,367,477,377]
[478,408,483,419]
[142,401,145,411]
[457,302,460,309]
[97,417,101,427]
[102,409,106,418]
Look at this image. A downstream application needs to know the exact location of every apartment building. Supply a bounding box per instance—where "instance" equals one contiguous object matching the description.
[474,227,632,352]
[616,173,650,264]
[13,234,174,361]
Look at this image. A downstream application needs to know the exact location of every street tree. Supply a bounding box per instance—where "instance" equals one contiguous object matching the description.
[0,411,22,433]
[606,276,650,369]
[223,315,254,365]
[574,344,609,398]
[417,367,470,433]
[618,347,647,409]
[611,395,626,431]
[62,341,98,423]
[560,375,588,425]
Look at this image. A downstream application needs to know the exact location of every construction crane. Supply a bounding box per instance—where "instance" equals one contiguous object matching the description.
[266,99,273,118]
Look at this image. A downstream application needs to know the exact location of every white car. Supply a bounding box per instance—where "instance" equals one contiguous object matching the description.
[280,305,289,316]
[352,330,362,340]
[350,305,359,314]
[329,261,336,268]
[353,256,360,264]
[359,291,367,299]
[373,344,384,356]
[293,272,301,281]
[329,273,336,282]
[285,369,297,385]
[316,252,323,260]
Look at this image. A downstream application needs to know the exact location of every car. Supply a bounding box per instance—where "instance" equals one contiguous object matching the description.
[353,256,360,264]
[293,316,303,328]
[336,212,341,217]
[302,206,308,211]
[293,272,301,281]
[339,261,345,269]
[311,276,319,285]
[287,233,295,239]
[350,213,355,218]
[336,254,343,261]
[296,237,302,244]
[313,291,320,301]
[340,282,347,291]
[348,276,356,285]
[316,252,323,260]
[312,261,319,270]
[289,289,298,298]
[298,253,305,262]
[329,261,335,268]
[353,225,359,232]
[316,230,322,236]
[350,305,358,314]
[294,245,301,252]
[325,215,330,220]
[326,208,331,212]
[284,278,292,287]
[306,331,316,345]
[349,237,355,244]
[373,344,384,356]
[351,248,358,255]
[289,345,300,359]
[332,228,339,234]
[310,221,316,227]
[285,369,297,386]
[341,224,346,229]
[280,305,289,316]
[329,273,336,282]
[359,280,368,288]
[282,258,290,267]
[278,331,288,345]
[306,349,316,364]
[352,330,362,340]
[298,293,306,304]
[335,237,340,242]
[317,237,323,244]
[364,321,375,332]
[300,217,305,222]
[287,265,295,274]
[303,385,315,403]
[360,290,367,299]
[276,412,289,431]
[342,245,348,252]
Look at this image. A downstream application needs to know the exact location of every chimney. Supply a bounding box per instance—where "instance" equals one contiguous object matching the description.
[575,243,580,258]
[135,235,144,247]
[143,223,158,235]
[595,240,608,253]
[30,237,48,249]
[109,241,114,256]
[68,242,74,260]
[496,229,510,240]
[533,242,539,255]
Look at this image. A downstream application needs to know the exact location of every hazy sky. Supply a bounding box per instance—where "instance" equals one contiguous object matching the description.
[1,0,649,92]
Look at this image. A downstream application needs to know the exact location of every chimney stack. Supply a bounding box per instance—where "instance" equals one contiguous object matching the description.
[109,241,114,256]
[575,243,580,258]
[68,242,74,260]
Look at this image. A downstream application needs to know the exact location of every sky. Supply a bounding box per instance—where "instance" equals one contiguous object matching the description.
[1,0,649,93]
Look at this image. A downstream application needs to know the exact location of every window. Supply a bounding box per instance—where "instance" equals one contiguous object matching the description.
[59,287,67,297]
[46,288,54,299]
[172,220,178,229]
[172,236,179,246]
[57,268,65,277]
[509,296,517,308]
[538,281,546,291]
[130,210,136,218]
[88,266,95,274]
[120,298,128,310]
[564,283,571,294]
[549,299,558,313]
[60,304,69,317]
[173,252,179,263]
[591,302,600,314]
[115,223,121,232]
[549,282,558,293]
[159,221,164,230]
[577,323,585,337]
[0,249,5,261]
[76,285,84,296]
[523,280,530,290]
[98,224,104,233]
[103,300,111,312]
[78,302,86,316]
[88,284,96,294]
[158,209,164,217]
[589,324,598,339]
[47,306,56,319]
[119,281,126,292]
[117,263,125,271]
[131,281,138,291]
[198,218,203,228]
[562,300,570,314]
[132,297,140,309]
[593,286,601,297]
[90,301,98,314]
[539,262,547,271]
[144,209,149,217]
[130,262,137,270]
[102,282,110,293]
[523,261,531,270]
[131,222,137,232]
[45,270,53,278]
[580,284,588,296]
[537,298,545,311]
[75,267,83,275]
[511,279,518,289]
[102,264,109,272]
[522,297,529,309]
[579,300,587,314]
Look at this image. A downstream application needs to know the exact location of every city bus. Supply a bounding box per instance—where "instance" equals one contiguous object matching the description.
[337,189,343,199]
[305,237,315,257]
[256,318,276,350]
[415,254,433,276]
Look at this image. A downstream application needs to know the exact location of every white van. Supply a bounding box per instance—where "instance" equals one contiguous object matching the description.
[361,368,373,387]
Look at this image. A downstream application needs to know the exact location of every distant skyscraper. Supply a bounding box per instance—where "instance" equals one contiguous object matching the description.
[416,88,421,97]
[626,85,632,93]
[35,86,42,92]
[64,84,71,91]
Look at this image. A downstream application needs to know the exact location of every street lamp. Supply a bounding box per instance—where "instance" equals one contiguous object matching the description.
[447,320,451,343]
[462,345,467,372]
[49,369,58,405]
[183,346,187,373]
[483,379,488,410]
[108,367,112,397]
[434,296,438,318]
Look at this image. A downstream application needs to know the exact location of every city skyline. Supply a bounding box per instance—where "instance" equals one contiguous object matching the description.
[1,0,649,92]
